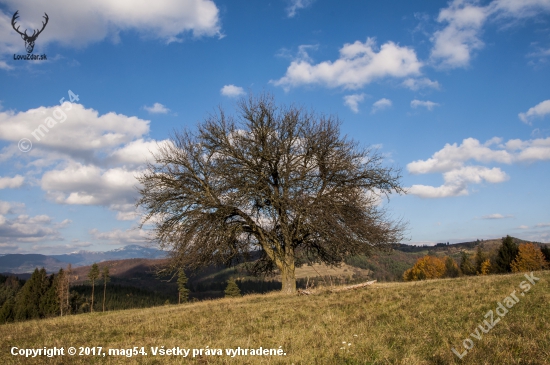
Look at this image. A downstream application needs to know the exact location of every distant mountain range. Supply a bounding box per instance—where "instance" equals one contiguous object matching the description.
[0,245,167,273]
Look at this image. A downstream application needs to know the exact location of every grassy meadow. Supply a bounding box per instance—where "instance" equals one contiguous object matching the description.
[1,271,548,364]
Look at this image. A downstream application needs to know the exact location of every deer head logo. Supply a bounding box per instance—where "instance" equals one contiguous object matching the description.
[11,10,49,54]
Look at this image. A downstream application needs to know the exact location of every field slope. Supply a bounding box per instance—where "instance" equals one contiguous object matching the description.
[1,271,548,364]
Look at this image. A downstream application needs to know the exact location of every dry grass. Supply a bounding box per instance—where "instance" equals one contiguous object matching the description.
[1,271,548,364]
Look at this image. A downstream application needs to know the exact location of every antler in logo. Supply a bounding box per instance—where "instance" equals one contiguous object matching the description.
[11,10,49,54]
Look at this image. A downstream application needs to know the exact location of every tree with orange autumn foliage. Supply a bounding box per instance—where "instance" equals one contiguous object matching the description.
[403,256,446,281]
[510,243,548,272]
[479,259,491,275]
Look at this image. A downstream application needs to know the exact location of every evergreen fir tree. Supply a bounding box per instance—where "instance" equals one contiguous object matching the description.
[88,263,100,313]
[224,279,241,298]
[459,252,476,276]
[496,235,519,273]
[444,256,460,278]
[474,245,489,275]
[540,245,550,264]
[40,273,59,317]
[177,268,190,304]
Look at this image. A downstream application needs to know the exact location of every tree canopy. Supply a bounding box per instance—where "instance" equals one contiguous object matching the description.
[137,93,405,293]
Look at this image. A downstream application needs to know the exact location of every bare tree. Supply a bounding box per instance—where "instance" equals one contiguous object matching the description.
[88,263,99,312]
[101,266,110,312]
[56,268,68,316]
[137,93,405,294]
[66,263,72,313]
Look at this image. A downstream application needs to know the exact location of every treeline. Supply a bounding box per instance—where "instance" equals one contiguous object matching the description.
[0,268,74,323]
[0,266,176,324]
[403,236,550,281]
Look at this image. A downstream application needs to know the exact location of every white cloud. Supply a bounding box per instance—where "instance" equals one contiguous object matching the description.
[407,137,513,174]
[220,84,246,97]
[411,99,439,111]
[0,0,221,57]
[489,0,550,18]
[41,163,139,207]
[144,103,170,114]
[430,0,488,68]
[0,103,150,163]
[272,38,422,90]
[430,0,550,69]
[518,225,529,229]
[371,98,392,114]
[343,93,366,113]
[108,138,171,167]
[0,175,24,189]
[90,227,150,245]
[480,213,512,219]
[0,201,25,215]
[286,0,315,18]
[518,99,550,124]
[407,136,550,198]
[402,77,440,90]
[409,166,508,198]
[0,211,62,245]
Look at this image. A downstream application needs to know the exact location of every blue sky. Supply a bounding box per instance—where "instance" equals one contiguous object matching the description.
[0,0,549,254]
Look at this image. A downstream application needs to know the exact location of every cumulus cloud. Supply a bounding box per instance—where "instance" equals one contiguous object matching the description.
[371,98,392,114]
[272,38,422,90]
[41,163,139,207]
[408,166,509,198]
[430,0,488,68]
[0,0,221,57]
[411,99,439,111]
[0,103,150,163]
[220,84,246,97]
[0,175,24,189]
[143,103,170,114]
[407,136,550,198]
[430,0,550,69]
[108,138,171,167]
[343,93,366,113]
[0,103,160,223]
[286,0,315,18]
[518,99,550,124]
[0,210,62,246]
[402,77,441,91]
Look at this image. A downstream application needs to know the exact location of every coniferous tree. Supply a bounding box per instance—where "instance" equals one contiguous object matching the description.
[474,245,489,275]
[540,245,550,265]
[88,263,100,313]
[177,268,190,304]
[479,259,491,275]
[444,256,460,278]
[496,235,519,273]
[14,268,49,320]
[511,243,548,272]
[101,266,110,312]
[224,279,241,298]
[40,273,59,317]
[459,252,476,276]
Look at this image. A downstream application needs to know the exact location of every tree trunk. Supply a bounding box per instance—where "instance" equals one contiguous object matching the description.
[91,284,94,313]
[280,258,296,294]
[103,281,106,312]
